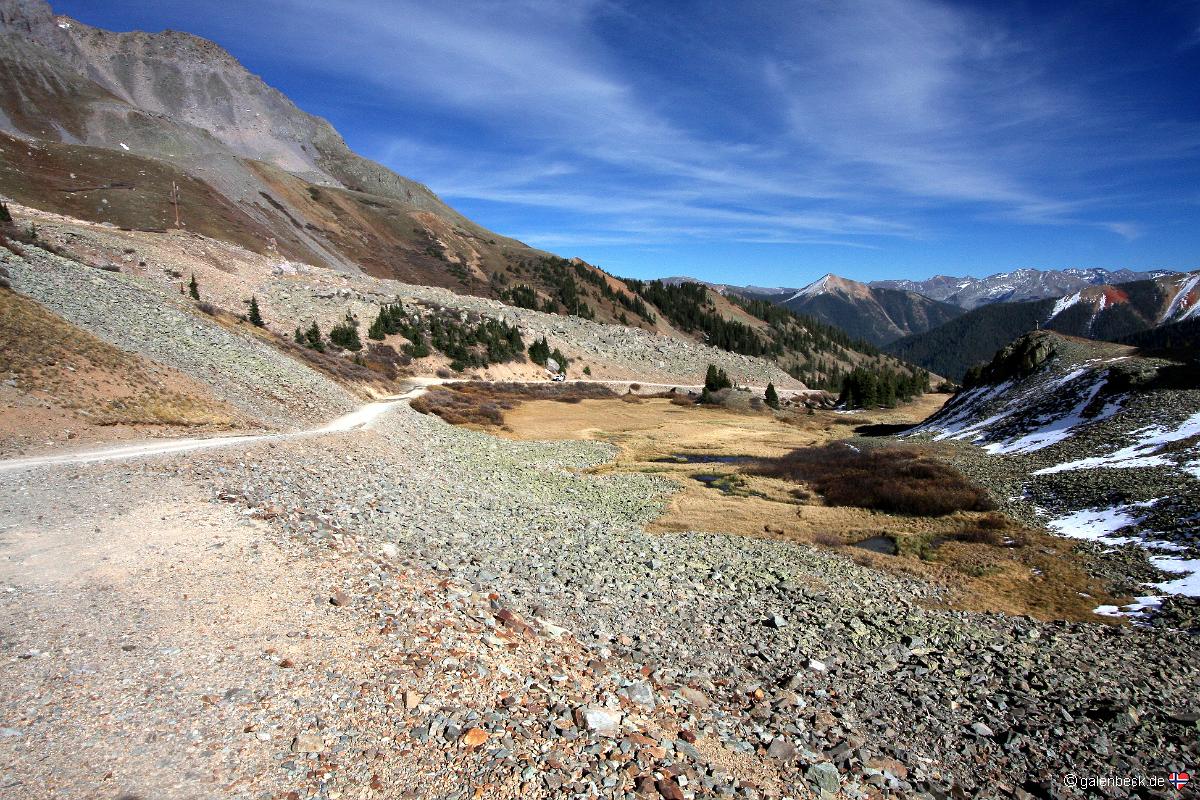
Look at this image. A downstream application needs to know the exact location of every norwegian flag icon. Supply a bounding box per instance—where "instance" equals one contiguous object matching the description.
[1168,772,1190,790]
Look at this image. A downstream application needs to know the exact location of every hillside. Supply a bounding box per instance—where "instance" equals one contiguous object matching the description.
[0,0,919,382]
[0,0,679,331]
[626,278,928,389]
[908,331,1200,620]
[750,274,963,347]
[887,271,1200,381]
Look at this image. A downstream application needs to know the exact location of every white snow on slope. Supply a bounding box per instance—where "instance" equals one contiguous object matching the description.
[1162,274,1200,322]
[1045,499,1200,610]
[786,274,837,302]
[1049,292,1082,320]
[1150,557,1200,596]
[1034,411,1200,475]
[981,376,1107,454]
[1045,506,1143,542]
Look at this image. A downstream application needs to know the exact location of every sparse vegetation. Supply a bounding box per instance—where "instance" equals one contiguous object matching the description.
[410,382,617,427]
[746,443,995,516]
[328,312,363,352]
[302,321,325,352]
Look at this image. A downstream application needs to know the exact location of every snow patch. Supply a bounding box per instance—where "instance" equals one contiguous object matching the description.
[1033,411,1200,475]
[1048,292,1081,320]
[1150,557,1200,596]
[1162,274,1200,322]
[119,143,130,151]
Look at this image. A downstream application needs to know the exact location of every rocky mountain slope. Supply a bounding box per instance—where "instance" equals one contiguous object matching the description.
[908,331,1200,621]
[0,0,676,331]
[0,0,912,380]
[665,274,962,347]
[873,267,1181,309]
[887,270,1200,380]
[750,274,963,347]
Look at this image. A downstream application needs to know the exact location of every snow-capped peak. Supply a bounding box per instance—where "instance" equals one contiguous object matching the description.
[787,273,843,302]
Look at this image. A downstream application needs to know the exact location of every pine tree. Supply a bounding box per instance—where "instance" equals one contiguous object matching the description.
[368,314,387,341]
[528,336,551,366]
[329,312,363,352]
[764,382,779,410]
[294,326,305,345]
[188,273,200,301]
[304,322,325,352]
[247,296,264,327]
[704,364,732,392]
[0,201,11,224]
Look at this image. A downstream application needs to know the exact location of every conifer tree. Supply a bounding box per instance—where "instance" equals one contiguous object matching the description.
[188,273,200,301]
[304,321,325,352]
[765,382,779,409]
[248,296,264,327]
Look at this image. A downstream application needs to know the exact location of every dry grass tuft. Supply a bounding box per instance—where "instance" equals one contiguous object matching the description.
[746,443,995,516]
[0,287,239,428]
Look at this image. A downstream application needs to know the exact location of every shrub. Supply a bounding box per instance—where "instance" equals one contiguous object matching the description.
[410,381,618,426]
[0,201,11,223]
[746,444,995,516]
[583,365,592,376]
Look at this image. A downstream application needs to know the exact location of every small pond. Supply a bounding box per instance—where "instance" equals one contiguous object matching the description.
[851,535,899,555]
[652,453,754,464]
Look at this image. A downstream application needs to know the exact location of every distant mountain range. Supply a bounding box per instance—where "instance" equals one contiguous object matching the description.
[663,267,1192,350]
[745,275,962,347]
[871,268,1180,310]
[886,271,1200,380]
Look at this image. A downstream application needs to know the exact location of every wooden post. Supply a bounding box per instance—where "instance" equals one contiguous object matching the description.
[170,181,181,227]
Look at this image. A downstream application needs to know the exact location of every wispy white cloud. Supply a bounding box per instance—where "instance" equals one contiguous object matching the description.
[230,0,1190,253]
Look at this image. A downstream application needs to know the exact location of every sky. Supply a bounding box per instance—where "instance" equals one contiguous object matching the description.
[53,0,1200,286]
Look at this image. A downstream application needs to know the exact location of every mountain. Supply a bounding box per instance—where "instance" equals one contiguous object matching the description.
[873,267,1180,310]
[0,0,913,391]
[887,271,1200,381]
[907,330,1199,612]
[0,0,667,330]
[658,276,790,296]
[751,274,964,347]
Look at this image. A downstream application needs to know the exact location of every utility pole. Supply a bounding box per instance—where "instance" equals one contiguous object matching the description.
[171,182,182,227]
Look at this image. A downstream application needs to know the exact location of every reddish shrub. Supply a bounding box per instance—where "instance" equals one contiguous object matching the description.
[746,443,995,517]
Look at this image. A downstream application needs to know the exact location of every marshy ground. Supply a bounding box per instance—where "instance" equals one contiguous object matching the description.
[429,385,1127,623]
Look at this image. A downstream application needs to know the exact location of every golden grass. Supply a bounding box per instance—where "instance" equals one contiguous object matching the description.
[494,392,1128,623]
[0,287,240,429]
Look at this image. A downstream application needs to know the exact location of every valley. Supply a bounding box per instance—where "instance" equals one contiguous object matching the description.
[1,1,1198,798]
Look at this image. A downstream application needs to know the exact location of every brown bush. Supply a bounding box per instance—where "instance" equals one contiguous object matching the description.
[410,381,618,427]
[670,395,696,406]
[949,528,1005,546]
[746,443,995,517]
[976,512,1012,530]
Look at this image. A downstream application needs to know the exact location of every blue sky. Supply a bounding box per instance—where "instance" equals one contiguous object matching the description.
[54,0,1200,286]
